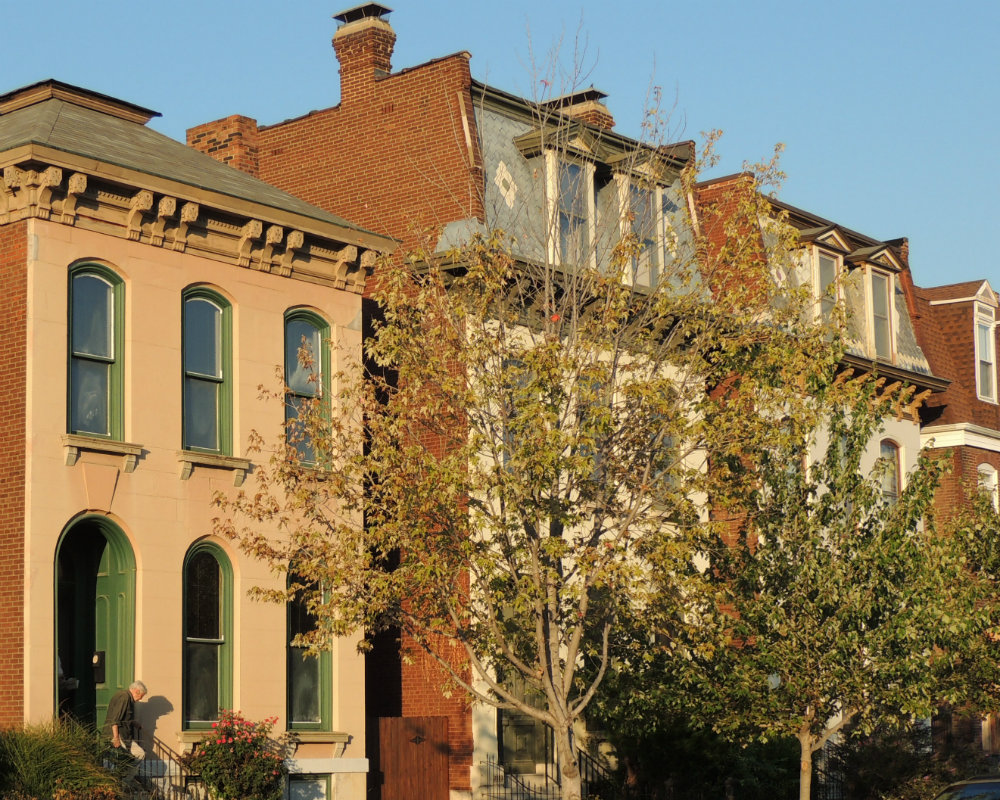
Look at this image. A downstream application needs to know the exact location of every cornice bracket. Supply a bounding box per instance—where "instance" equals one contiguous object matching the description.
[172,202,199,252]
[237,219,263,267]
[257,224,284,272]
[150,196,177,246]
[278,230,304,276]
[126,189,153,240]
[35,166,63,220]
[331,244,359,289]
[60,173,88,224]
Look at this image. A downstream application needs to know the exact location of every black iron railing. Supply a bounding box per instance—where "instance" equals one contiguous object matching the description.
[482,755,562,799]
[126,734,205,800]
[482,746,631,800]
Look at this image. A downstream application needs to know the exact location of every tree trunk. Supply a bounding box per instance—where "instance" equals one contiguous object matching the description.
[797,732,813,800]
[555,724,583,800]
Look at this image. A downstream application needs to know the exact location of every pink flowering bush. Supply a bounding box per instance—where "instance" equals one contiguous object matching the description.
[181,710,288,800]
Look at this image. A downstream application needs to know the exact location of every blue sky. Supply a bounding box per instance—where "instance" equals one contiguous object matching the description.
[4,0,996,288]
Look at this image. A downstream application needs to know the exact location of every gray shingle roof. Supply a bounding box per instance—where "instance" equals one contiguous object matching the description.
[0,95,376,235]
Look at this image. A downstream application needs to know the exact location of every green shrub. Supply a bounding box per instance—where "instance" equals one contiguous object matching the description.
[180,710,288,800]
[0,718,122,799]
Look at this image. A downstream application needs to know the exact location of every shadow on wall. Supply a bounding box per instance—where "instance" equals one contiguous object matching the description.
[136,695,173,748]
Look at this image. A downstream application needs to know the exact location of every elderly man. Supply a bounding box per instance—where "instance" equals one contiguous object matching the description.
[104,680,147,758]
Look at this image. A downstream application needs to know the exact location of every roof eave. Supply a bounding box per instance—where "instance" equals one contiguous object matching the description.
[3,142,393,251]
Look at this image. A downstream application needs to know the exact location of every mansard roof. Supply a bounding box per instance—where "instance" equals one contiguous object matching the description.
[918,280,996,305]
[770,197,907,270]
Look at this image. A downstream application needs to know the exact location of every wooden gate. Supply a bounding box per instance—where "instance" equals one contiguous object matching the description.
[377,716,449,800]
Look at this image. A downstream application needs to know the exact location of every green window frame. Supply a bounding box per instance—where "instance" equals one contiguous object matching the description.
[287,575,331,731]
[68,264,124,439]
[182,288,232,454]
[288,773,332,800]
[182,541,233,729]
[284,309,331,463]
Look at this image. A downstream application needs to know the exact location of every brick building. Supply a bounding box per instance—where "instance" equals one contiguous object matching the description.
[0,78,391,799]
[189,4,694,798]
[913,282,1000,520]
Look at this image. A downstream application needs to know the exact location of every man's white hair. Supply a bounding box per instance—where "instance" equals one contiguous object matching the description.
[129,680,148,695]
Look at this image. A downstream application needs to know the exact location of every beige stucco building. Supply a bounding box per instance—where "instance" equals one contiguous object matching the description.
[0,79,391,798]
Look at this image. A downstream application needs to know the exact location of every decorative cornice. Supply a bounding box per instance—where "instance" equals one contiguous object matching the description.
[840,352,949,394]
[1,154,379,293]
[921,422,1000,453]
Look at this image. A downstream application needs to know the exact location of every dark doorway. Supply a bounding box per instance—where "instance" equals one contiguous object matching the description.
[56,517,135,729]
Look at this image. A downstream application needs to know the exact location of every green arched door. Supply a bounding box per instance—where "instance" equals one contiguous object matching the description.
[56,517,135,729]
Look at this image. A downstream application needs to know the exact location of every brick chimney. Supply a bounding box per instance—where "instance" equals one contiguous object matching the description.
[187,115,260,177]
[543,87,615,130]
[333,3,395,104]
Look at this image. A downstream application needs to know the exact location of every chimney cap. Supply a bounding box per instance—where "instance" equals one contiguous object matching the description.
[542,86,609,110]
[333,3,392,26]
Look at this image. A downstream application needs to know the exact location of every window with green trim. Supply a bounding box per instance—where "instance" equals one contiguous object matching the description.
[287,575,331,730]
[288,774,331,800]
[182,542,233,728]
[69,265,124,438]
[183,289,232,454]
[284,310,331,463]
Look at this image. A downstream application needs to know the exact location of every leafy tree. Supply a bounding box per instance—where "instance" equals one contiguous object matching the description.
[673,376,991,800]
[214,126,839,799]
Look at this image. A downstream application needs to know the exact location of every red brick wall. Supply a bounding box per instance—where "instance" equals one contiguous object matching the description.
[189,56,483,259]
[186,115,260,177]
[0,221,27,726]
[693,176,769,309]
[928,445,1000,525]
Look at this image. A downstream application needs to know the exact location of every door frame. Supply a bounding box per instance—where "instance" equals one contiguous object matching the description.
[54,514,136,726]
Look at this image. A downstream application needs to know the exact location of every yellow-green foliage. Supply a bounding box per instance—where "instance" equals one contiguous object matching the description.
[0,719,123,800]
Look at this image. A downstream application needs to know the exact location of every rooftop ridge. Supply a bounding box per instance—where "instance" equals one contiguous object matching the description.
[0,79,159,125]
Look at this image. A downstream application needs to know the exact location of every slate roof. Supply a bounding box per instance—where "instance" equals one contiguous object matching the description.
[0,81,376,236]
[917,280,989,303]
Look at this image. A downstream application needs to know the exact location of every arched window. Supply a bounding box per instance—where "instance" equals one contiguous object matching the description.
[880,440,900,503]
[287,575,330,731]
[284,310,330,462]
[69,264,124,438]
[979,464,999,511]
[183,542,232,728]
[183,288,232,453]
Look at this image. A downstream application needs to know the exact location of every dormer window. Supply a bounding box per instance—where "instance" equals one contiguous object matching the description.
[622,180,677,288]
[976,302,996,403]
[814,250,841,321]
[550,157,594,268]
[870,269,893,361]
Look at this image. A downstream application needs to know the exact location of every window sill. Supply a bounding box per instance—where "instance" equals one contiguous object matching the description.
[177,451,252,487]
[62,434,143,473]
[287,730,351,758]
